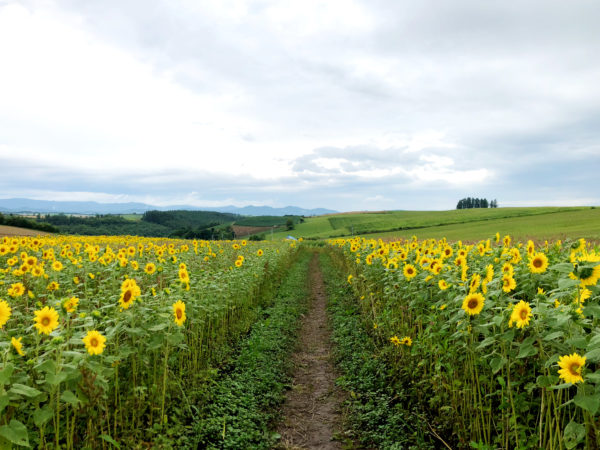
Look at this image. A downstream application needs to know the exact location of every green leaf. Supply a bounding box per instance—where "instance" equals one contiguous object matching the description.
[517,344,538,359]
[543,331,564,341]
[9,384,42,398]
[0,363,14,385]
[550,383,573,390]
[489,356,506,374]
[100,434,121,449]
[558,278,580,290]
[573,392,600,415]
[148,323,168,332]
[550,263,574,273]
[583,304,600,319]
[34,359,56,374]
[477,337,496,350]
[33,405,54,427]
[585,348,600,363]
[0,394,9,415]
[564,420,585,449]
[588,334,600,349]
[60,390,80,406]
[45,371,68,386]
[565,336,587,350]
[0,419,30,447]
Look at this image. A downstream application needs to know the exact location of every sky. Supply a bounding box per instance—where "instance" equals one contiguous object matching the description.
[1,0,599,212]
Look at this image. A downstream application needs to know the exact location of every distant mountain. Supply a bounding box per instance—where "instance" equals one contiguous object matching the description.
[0,198,337,217]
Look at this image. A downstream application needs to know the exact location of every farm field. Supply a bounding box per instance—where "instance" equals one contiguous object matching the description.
[2,224,600,448]
[329,233,600,448]
[271,206,600,241]
[0,225,51,237]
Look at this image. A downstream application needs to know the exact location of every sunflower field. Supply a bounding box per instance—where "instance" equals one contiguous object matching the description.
[0,235,296,448]
[330,234,600,449]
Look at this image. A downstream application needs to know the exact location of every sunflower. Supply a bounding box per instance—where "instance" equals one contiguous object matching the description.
[234,259,243,268]
[502,275,516,293]
[47,281,59,291]
[528,253,549,274]
[8,282,26,297]
[509,248,522,264]
[51,260,63,271]
[0,300,11,328]
[509,300,532,328]
[179,267,190,282]
[11,337,25,356]
[469,274,481,293]
[438,280,449,290]
[173,300,186,326]
[63,297,79,313]
[484,264,494,283]
[390,335,401,346]
[83,330,107,355]
[119,289,136,309]
[400,336,413,346]
[33,306,59,335]
[144,263,156,274]
[347,274,353,284]
[574,263,600,287]
[558,353,586,384]
[257,249,264,256]
[403,264,417,280]
[462,293,485,315]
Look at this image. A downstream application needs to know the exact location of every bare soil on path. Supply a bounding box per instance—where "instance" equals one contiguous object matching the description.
[275,253,345,449]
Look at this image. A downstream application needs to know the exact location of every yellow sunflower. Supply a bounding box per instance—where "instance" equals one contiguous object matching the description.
[11,337,25,356]
[558,353,586,384]
[462,293,485,316]
[528,253,549,274]
[179,267,190,282]
[51,260,63,271]
[173,300,186,326]
[400,336,413,346]
[33,306,60,335]
[82,330,107,355]
[0,300,12,328]
[63,297,79,313]
[403,264,417,280]
[469,274,481,293]
[390,335,401,346]
[509,300,532,328]
[257,249,263,256]
[234,259,243,268]
[502,275,516,293]
[47,281,60,291]
[8,282,26,297]
[144,263,156,274]
[438,279,449,290]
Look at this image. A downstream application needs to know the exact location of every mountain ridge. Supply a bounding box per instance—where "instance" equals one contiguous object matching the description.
[0,198,337,217]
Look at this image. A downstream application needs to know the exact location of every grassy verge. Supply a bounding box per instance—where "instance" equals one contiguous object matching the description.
[320,250,438,450]
[188,249,312,449]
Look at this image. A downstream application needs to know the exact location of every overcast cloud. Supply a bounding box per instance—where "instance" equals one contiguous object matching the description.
[1,0,599,211]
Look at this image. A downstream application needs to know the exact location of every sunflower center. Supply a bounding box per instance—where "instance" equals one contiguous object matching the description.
[123,290,132,302]
[520,310,528,320]
[176,309,183,319]
[42,317,50,326]
[569,363,580,375]
[468,299,479,309]
[533,258,543,268]
[90,338,98,347]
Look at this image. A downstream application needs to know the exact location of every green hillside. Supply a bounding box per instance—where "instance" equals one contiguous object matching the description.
[271,207,600,241]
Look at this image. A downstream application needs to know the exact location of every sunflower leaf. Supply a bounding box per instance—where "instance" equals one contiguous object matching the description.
[563,420,585,449]
[574,392,600,415]
[0,419,29,447]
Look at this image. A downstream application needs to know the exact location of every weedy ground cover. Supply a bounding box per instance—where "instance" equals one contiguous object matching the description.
[329,234,600,449]
[0,235,297,448]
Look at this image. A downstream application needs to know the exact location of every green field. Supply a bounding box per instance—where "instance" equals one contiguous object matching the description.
[271,207,600,241]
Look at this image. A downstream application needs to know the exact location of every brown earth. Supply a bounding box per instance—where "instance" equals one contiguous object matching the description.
[232,225,274,237]
[275,253,346,450]
[0,225,51,237]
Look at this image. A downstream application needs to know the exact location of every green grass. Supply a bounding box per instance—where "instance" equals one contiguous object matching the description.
[234,215,302,227]
[119,214,142,221]
[270,207,599,241]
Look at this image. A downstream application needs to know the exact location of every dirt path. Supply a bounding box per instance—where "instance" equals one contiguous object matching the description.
[276,253,345,449]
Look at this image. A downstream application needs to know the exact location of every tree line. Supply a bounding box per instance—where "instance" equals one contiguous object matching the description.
[456,198,498,209]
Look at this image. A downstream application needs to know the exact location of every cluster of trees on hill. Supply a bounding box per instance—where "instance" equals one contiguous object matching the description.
[456,198,498,209]
[0,213,58,233]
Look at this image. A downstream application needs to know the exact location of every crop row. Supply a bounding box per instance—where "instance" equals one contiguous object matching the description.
[0,235,296,448]
[330,234,600,449]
